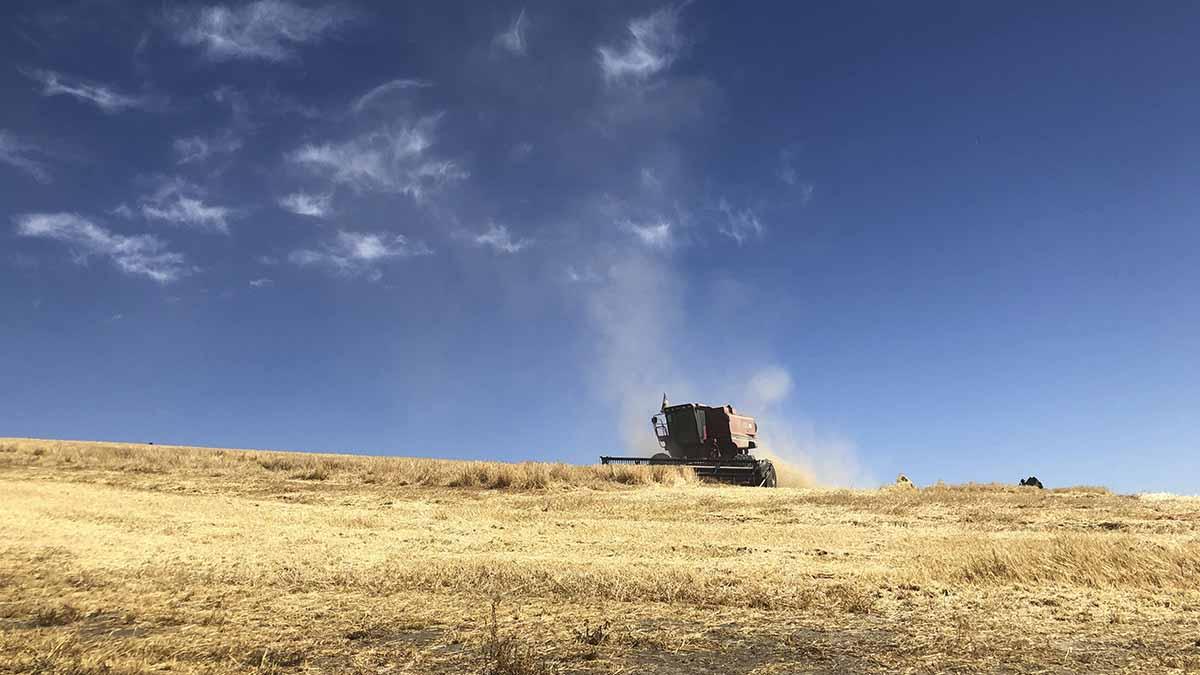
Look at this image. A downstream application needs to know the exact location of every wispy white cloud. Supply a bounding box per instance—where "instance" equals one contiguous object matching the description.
[597,6,683,83]
[278,191,332,217]
[494,9,527,55]
[173,131,242,164]
[289,230,431,279]
[473,222,531,254]
[351,78,431,113]
[21,68,152,113]
[173,137,210,164]
[639,167,661,191]
[777,148,815,203]
[14,212,188,283]
[624,220,672,248]
[565,265,601,284]
[411,160,467,184]
[111,203,135,219]
[140,179,232,233]
[0,130,50,182]
[249,277,274,287]
[289,116,466,199]
[168,0,354,62]
[717,198,764,245]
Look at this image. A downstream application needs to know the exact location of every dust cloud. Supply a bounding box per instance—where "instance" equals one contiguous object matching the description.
[743,365,874,488]
[581,248,873,487]
[584,252,691,456]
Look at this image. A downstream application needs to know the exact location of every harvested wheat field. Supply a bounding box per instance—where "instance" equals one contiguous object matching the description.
[2,438,1198,674]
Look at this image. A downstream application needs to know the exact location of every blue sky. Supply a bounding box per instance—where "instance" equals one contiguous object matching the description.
[2,1,1197,493]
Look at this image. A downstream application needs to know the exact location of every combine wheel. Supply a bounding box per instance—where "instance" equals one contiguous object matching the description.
[759,461,778,488]
[650,453,672,463]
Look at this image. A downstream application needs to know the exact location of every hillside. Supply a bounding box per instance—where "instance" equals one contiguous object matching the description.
[1,438,1198,674]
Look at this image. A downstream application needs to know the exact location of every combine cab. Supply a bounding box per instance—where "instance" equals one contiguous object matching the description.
[601,396,778,487]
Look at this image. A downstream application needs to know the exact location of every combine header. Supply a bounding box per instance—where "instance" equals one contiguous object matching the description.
[601,395,777,487]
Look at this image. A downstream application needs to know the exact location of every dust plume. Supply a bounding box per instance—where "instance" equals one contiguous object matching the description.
[741,365,874,488]
[584,251,690,455]
[581,249,873,487]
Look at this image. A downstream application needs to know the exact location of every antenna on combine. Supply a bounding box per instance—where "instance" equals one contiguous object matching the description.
[661,393,669,410]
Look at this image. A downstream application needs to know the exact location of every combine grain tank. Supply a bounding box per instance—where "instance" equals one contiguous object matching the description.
[600,395,777,487]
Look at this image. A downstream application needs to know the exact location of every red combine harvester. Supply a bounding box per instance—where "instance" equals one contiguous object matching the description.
[601,395,778,487]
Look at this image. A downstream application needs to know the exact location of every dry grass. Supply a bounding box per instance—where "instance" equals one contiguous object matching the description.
[932,536,1200,589]
[0,437,698,490]
[480,599,559,675]
[1,437,1198,674]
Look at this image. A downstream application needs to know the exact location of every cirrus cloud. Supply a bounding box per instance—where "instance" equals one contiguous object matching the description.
[717,198,764,245]
[21,68,154,113]
[597,6,683,83]
[139,179,232,233]
[0,130,51,182]
[494,9,528,55]
[624,220,672,248]
[168,0,355,62]
[172,131,242,164]
[289,115,466,200]
[289,230,431,280]
[351,78,431,114]
[473,222,532,254]
[278,192,332,217]
[14,212,189,283]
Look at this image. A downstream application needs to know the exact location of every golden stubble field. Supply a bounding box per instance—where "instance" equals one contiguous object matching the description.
[1,438,1198,674]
